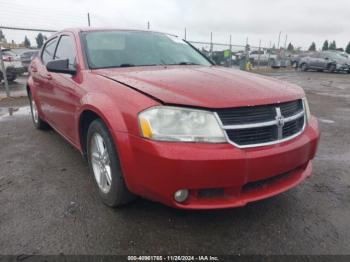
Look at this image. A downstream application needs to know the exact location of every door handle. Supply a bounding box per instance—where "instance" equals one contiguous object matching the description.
[45,73,53,80]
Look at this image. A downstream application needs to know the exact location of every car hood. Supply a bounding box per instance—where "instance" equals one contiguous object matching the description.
[93,66,304,108]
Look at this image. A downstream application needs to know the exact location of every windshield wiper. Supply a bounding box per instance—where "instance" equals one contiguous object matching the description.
[119,64,163,67]
[119,63,135,67]
[94,64,162,69]
[177,62,200,65]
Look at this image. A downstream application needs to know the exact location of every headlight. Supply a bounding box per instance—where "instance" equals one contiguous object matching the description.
[302,97,311,123]
[138,106,227,143]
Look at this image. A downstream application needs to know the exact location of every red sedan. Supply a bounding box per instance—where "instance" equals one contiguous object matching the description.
[27,28,320,209]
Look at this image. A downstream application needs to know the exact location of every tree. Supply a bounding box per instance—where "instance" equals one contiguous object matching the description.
[287,42,294,51]
[35,33,45,48]
[322,40,329,51]
[346,42,350,54]
[329,40,336,50]
[308,42,316,51]
[24,36,31,48]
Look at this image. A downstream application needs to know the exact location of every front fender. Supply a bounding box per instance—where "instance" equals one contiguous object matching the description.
[78,92,128,133]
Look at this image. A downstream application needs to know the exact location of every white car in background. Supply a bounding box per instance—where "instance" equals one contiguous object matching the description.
[249,50,278,65]
[0,48,25,82]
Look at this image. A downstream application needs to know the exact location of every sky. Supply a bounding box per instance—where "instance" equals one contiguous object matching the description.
[0,0,349,50]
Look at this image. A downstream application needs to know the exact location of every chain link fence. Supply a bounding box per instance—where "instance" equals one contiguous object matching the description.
[188,40,293,70]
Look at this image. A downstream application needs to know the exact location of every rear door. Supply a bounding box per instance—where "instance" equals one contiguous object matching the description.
[308,53,320,69]
[319,53,330,69]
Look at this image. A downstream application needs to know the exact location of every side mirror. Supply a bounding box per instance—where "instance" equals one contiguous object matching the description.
[46,59,76,75]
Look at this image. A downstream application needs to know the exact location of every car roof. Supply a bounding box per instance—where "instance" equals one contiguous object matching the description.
[60,27,178,37]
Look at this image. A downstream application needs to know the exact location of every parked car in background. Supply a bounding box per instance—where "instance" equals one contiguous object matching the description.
[290,52,314,68]
[0,48,25,82]
[299,51,350,73]
[249,49,277,65]
[28,28,319,209]
[20,50,39,72]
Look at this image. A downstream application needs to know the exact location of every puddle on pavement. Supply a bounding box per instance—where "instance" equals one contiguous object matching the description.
[0,106,31,121]
[320,118,335,124]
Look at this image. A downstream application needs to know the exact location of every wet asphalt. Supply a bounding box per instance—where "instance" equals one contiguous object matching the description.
[0,71,349,255]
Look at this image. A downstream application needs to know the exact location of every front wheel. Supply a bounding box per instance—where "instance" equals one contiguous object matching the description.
[300,63,308,71]
[328,64,336,73]
[7,75,17,82]
[87,119,135,207]
[29,93,49,130]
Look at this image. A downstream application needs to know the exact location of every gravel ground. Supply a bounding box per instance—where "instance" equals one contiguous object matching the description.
[0,71,349,255]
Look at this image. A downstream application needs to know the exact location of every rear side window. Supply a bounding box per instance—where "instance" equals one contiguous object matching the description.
[3,50,16,56]
[54,35,77,69]
[42,38,58,65]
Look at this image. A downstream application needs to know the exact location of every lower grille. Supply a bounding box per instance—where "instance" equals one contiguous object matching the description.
[216,99,305,148]
[242,170,294,193]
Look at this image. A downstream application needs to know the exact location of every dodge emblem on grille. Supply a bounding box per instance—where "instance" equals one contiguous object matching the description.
[276,115,285,127]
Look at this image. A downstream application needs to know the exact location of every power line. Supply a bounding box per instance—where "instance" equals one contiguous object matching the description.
[0,26,57,33]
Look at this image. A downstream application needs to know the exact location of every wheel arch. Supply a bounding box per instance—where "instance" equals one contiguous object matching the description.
[78,104,128,159]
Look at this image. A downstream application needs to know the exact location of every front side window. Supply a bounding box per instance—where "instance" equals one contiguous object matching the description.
[42,38,58,65]
[83,31,212,69]
[54,35,77,69]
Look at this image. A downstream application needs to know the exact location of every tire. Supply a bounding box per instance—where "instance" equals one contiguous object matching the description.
[328,64,336,73]
[300,63,308,71]
[7,75,17,82]
[87,119,135,207]
[28,92,50,130]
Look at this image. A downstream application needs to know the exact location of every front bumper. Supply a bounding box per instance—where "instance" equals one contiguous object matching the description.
[336,64,350,72]
[115,116,320,209]
[6,66,25,75]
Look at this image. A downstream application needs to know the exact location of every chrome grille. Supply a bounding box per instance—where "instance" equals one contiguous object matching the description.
[215,99,305,148]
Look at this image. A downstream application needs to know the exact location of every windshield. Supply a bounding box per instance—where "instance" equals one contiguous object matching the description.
[83,31,212,69]
[324,52,347,60]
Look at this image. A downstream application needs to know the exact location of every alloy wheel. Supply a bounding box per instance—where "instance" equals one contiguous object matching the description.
[30,96,39,124]
[90,133,112,193]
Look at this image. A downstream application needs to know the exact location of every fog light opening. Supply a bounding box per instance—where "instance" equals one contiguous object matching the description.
[174,189,189,203]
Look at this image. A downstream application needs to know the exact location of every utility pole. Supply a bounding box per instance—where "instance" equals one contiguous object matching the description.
[0,44,10,97]
[257,39,261,69]
[277,31,281,49]
[87,13,91,27]
[184,28,187,40]
[210,32,213,59]
[284,34,288,49]
[267,41,272,67]
[229,34,232,67]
